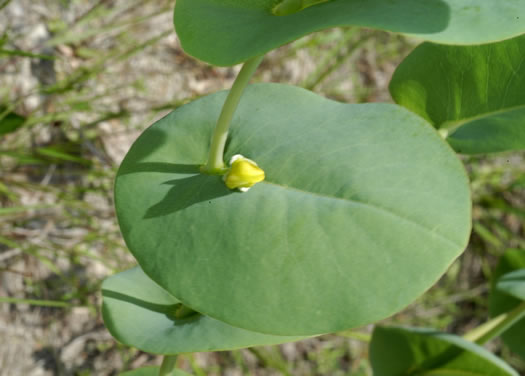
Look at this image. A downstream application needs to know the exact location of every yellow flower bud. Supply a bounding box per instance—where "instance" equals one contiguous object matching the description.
[223,154,265,192]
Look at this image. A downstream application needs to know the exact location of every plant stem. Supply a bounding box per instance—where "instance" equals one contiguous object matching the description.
[336,330,372,342]
[159,355,178,376]
[203,55,264,174]
[463,301,525,345]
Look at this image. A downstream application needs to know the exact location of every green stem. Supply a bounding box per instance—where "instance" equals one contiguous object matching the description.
[159,355,178,376]
[336,330,372,343]
[203,55,264,174]
[463,301,525,345]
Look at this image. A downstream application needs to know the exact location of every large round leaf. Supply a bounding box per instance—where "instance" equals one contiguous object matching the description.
[390,34,525,154]
[102,266,306,354]
[174,0,525,66]
[115,83,471,336]
[489,249,525,359]
[370,326,519,376]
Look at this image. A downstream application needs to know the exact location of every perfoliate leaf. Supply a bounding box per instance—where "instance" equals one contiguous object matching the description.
[114,84,471,336]
[174,0,525,66]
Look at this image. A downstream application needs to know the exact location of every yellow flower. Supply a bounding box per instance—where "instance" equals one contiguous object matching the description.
[223,154,265,192]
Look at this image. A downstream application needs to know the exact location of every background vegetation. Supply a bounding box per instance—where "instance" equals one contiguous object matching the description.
[1,0,524,374]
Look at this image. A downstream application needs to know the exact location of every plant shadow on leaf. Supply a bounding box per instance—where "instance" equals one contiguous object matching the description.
[118,162,201,176]
[102,289,202,327]
[118,159,233,219]
[123,128,167,163]
[144,173,232,219]
[102,289,177,317]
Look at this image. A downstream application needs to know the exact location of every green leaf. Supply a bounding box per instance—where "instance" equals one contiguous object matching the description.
[490,249,525,359]
[390,34,525,154]
[115,83,471,336]
[497,269,525,301]
[370,326,519,376]
[0,110,25,136]
[102,266,306,354]
[120,366,191,376]
[174,0,525,66]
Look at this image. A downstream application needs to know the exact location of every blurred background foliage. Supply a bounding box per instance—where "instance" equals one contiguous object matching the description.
[0,0,524,375]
